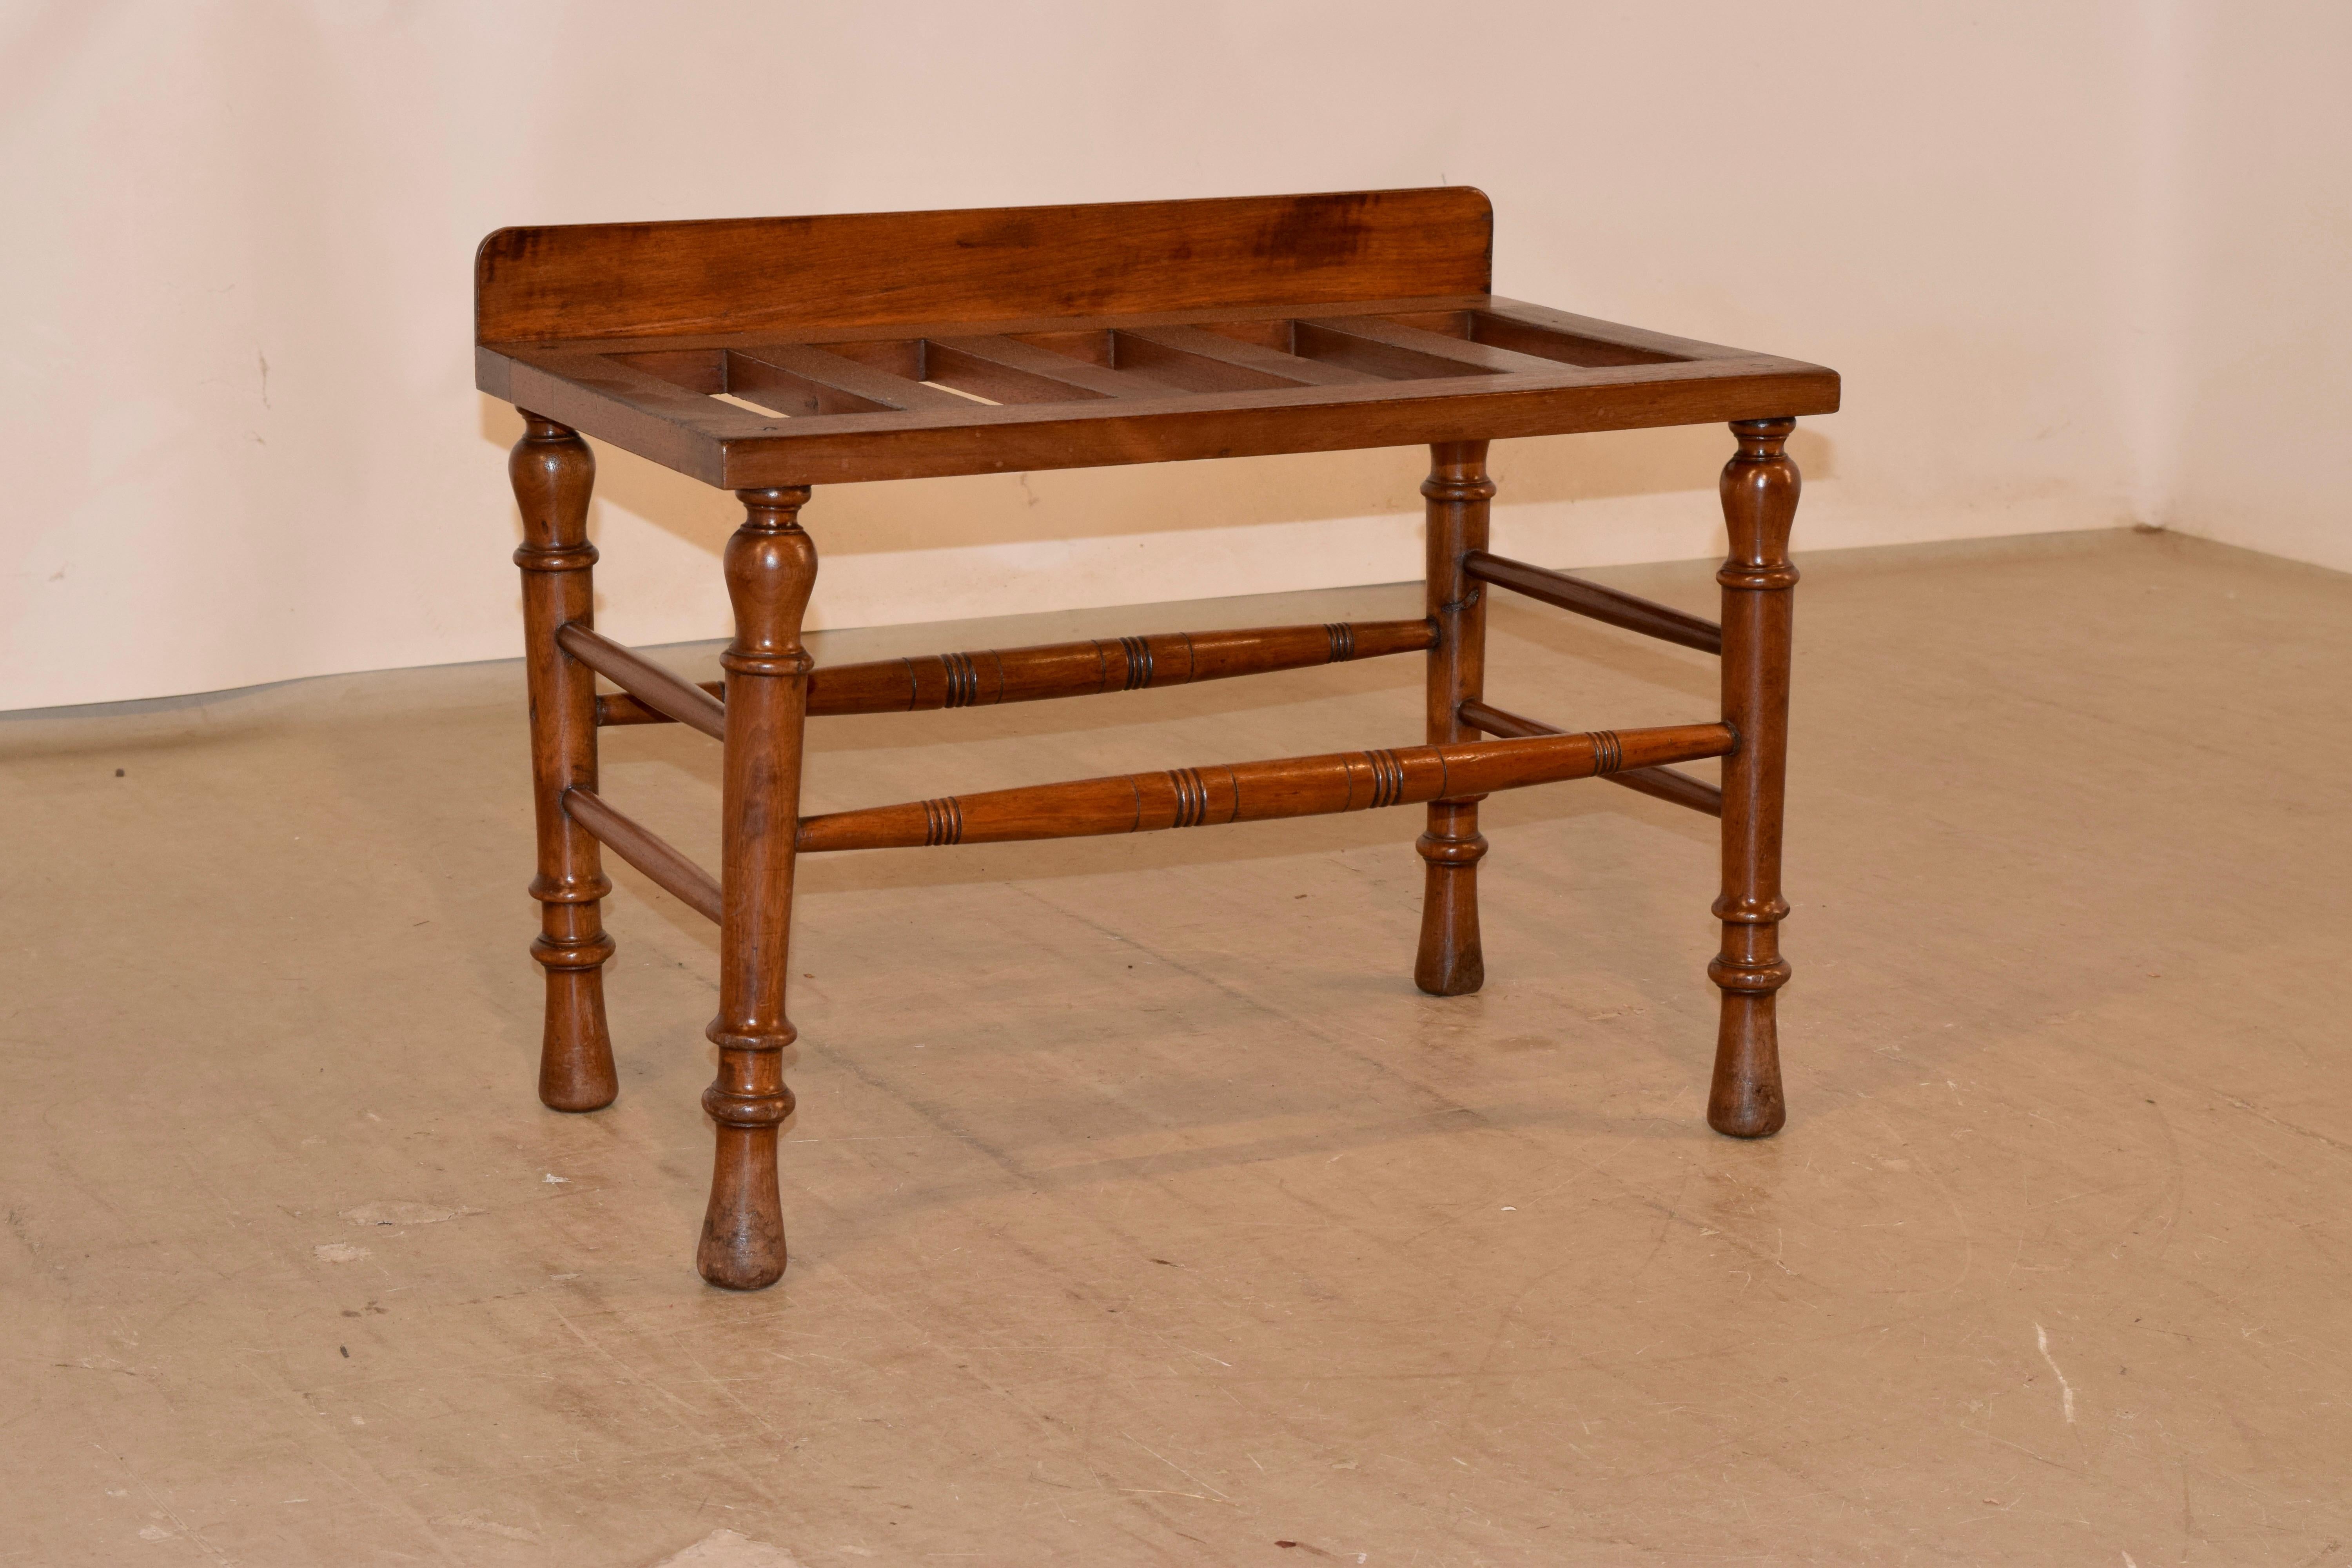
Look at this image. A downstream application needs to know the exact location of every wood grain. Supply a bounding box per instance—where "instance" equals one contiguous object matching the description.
[562,787,724,924]
[510,416,617,1113]
[480,191,1835,1288]
[477,191,1834,488]
[795,723,1733,855]
[1416,443,1492,996]
[1710,419,1802,1138]
[593,619,1435,727]
[558,622,726,740]
[1460,699,1723,816]
[699,487,817,1290]
[1464,551,1724,654]
[478,189,1494,343]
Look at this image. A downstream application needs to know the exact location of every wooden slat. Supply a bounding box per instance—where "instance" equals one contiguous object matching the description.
[556,622,727,739]
[596,618,1436,726]
[1094,333,1303,393]
[524,352,783,434]
[492,298,1840,490]
[704,355,1838,486]
[1460,699,1723,817]
[795,722,1734,853]
[1361,309,1691,370]
[562,787,724,923]
[915,340,1100,404]
[927,336,1171,400]
[608,347,725,392]
[1288,319,1509,382]
[501,358,724,485]
[1477,297,1754,361]
[730,343,973,412]
[1297,316,1572,377]
[492,350,1837,491]
[1464,551,1723,655]
[1459,311,1682,369]
[1118,324,1382,387]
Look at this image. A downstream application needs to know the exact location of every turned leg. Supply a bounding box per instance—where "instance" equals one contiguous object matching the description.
[1415,441,1494,996]
[1710,418,1800,1136]
[512,414,618,1112]
[700,486,817,1289]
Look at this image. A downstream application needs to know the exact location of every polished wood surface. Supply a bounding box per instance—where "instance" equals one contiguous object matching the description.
[561,787,723,925]
[1416,443,1492,996]
[593,619,1435,727]
[796,724,1733,854]
[1459,699,1724,817]
[477,189,1494,344]
[510,416,617,1112]
[476,191,1837,487]
[700,487,817,1290]
[486,190,1830,1288]
[558,622,726,740]
[1710,419,1800,1138]
[1464,550,1724,654]
[486,299,1837,489]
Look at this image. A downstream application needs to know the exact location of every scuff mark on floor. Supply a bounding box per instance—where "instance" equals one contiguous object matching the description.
[340,1201,474,1227]
[648,1529,806,1566]
[2036,1322,2077,1422]
[436,1513,538,1543]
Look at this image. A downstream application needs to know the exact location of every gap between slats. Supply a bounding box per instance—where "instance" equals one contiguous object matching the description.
[592,305,1702,423]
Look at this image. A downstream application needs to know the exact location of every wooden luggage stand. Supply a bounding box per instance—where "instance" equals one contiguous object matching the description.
[477,189,1839,1288]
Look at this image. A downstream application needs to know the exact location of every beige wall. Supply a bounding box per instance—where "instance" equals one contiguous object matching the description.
[2151,2,2352,572]
[5,1,2334,713]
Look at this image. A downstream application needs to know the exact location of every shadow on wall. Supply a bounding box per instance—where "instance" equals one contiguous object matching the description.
[479,397,1836,568]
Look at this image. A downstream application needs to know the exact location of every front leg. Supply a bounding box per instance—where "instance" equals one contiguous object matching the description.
[1709,419,1799,1136]
[700,486,818,1289]
[511,415,618,1112]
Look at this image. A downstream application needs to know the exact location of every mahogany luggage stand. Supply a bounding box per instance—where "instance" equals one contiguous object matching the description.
[475,188,1840,1289]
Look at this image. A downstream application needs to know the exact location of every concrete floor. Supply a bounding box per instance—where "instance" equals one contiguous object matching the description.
[3,528,2348,1566]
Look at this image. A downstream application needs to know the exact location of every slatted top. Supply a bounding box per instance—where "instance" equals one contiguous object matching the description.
[476,190,1838,488]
